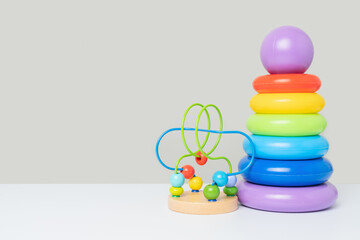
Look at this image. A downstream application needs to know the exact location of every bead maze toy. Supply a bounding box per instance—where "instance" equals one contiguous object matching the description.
[156,26,338,214]
[156,103,256,214]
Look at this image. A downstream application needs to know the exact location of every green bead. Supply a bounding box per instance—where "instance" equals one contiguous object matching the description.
[203,184,220,201]
[169,186,183,197]
[223,186,238,196]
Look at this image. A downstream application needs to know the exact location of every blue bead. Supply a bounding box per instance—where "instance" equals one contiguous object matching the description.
[212,171,228,187]
[225,175,237,187]
[170,173,185,187]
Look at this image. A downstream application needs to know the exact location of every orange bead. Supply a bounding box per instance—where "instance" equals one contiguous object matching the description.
[180,165,195,179]
[195,151,207,165]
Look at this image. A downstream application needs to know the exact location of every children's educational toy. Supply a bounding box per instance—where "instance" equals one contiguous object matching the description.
[156,103,256,214]
[156,26,337,214]
[237,25,338,212]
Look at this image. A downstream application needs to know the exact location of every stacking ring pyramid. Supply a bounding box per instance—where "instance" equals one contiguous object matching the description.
[236,26,338,213]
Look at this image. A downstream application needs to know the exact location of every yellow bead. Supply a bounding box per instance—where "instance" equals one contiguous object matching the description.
[189,176,203,191]
[169,186,183,197]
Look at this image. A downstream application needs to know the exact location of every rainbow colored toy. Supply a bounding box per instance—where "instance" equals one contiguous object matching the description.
[156,103,255,214]
[156,26,338,214]
[237,26,338,212]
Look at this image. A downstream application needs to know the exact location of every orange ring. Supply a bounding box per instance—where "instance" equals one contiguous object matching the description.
[253,74,321,93]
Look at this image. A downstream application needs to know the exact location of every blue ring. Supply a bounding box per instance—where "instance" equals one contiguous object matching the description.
[238,156,333,187]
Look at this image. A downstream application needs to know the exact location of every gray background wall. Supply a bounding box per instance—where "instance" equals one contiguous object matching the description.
[0,0,359,183]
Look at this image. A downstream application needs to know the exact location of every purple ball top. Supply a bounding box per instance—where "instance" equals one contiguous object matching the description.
[260,26,314,74]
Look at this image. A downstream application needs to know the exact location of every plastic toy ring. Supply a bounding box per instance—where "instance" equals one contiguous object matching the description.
[247,113,327,136]
[250,93,325,114]
[237,181,338,213]
[253,74,321,93]
[238,156,333,187]
[243,135,329,160]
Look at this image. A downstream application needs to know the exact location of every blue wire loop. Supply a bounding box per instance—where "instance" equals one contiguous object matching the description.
[155,127,256,175]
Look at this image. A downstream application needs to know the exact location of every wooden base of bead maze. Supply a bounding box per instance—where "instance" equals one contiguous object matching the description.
[168,190,239,215]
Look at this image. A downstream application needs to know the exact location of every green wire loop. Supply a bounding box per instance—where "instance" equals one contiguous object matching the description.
[195,104,222,156]
[195,104,232,173]
[174,103,232,174]
[181,103,211,158]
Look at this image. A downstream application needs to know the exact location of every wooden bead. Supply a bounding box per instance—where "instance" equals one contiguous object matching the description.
[170,173,185,187]
[223,186,238,197]
[203,184,220,201]
[195,151,208,165]
[169,187,184,197]
[189,176,203,191]
[212,171,228,187]
[226,175,237,187]
[180,165,195,179]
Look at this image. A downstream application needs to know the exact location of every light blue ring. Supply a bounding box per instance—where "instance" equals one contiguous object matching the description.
[243,135,329,160]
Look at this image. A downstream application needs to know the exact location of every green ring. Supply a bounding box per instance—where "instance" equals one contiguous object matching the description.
[247,113,327,136]
[181,103,211,157]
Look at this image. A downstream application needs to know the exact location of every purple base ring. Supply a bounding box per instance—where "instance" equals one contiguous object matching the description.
[237,181,338,213]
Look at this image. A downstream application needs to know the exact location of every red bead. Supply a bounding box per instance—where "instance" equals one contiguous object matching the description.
[180,165,195,179]
[195,151,207,165]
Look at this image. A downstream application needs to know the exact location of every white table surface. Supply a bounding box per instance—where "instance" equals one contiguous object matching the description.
[0,184,359,240]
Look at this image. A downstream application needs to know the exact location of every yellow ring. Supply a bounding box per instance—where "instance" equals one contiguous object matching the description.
[250,93,325,114]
